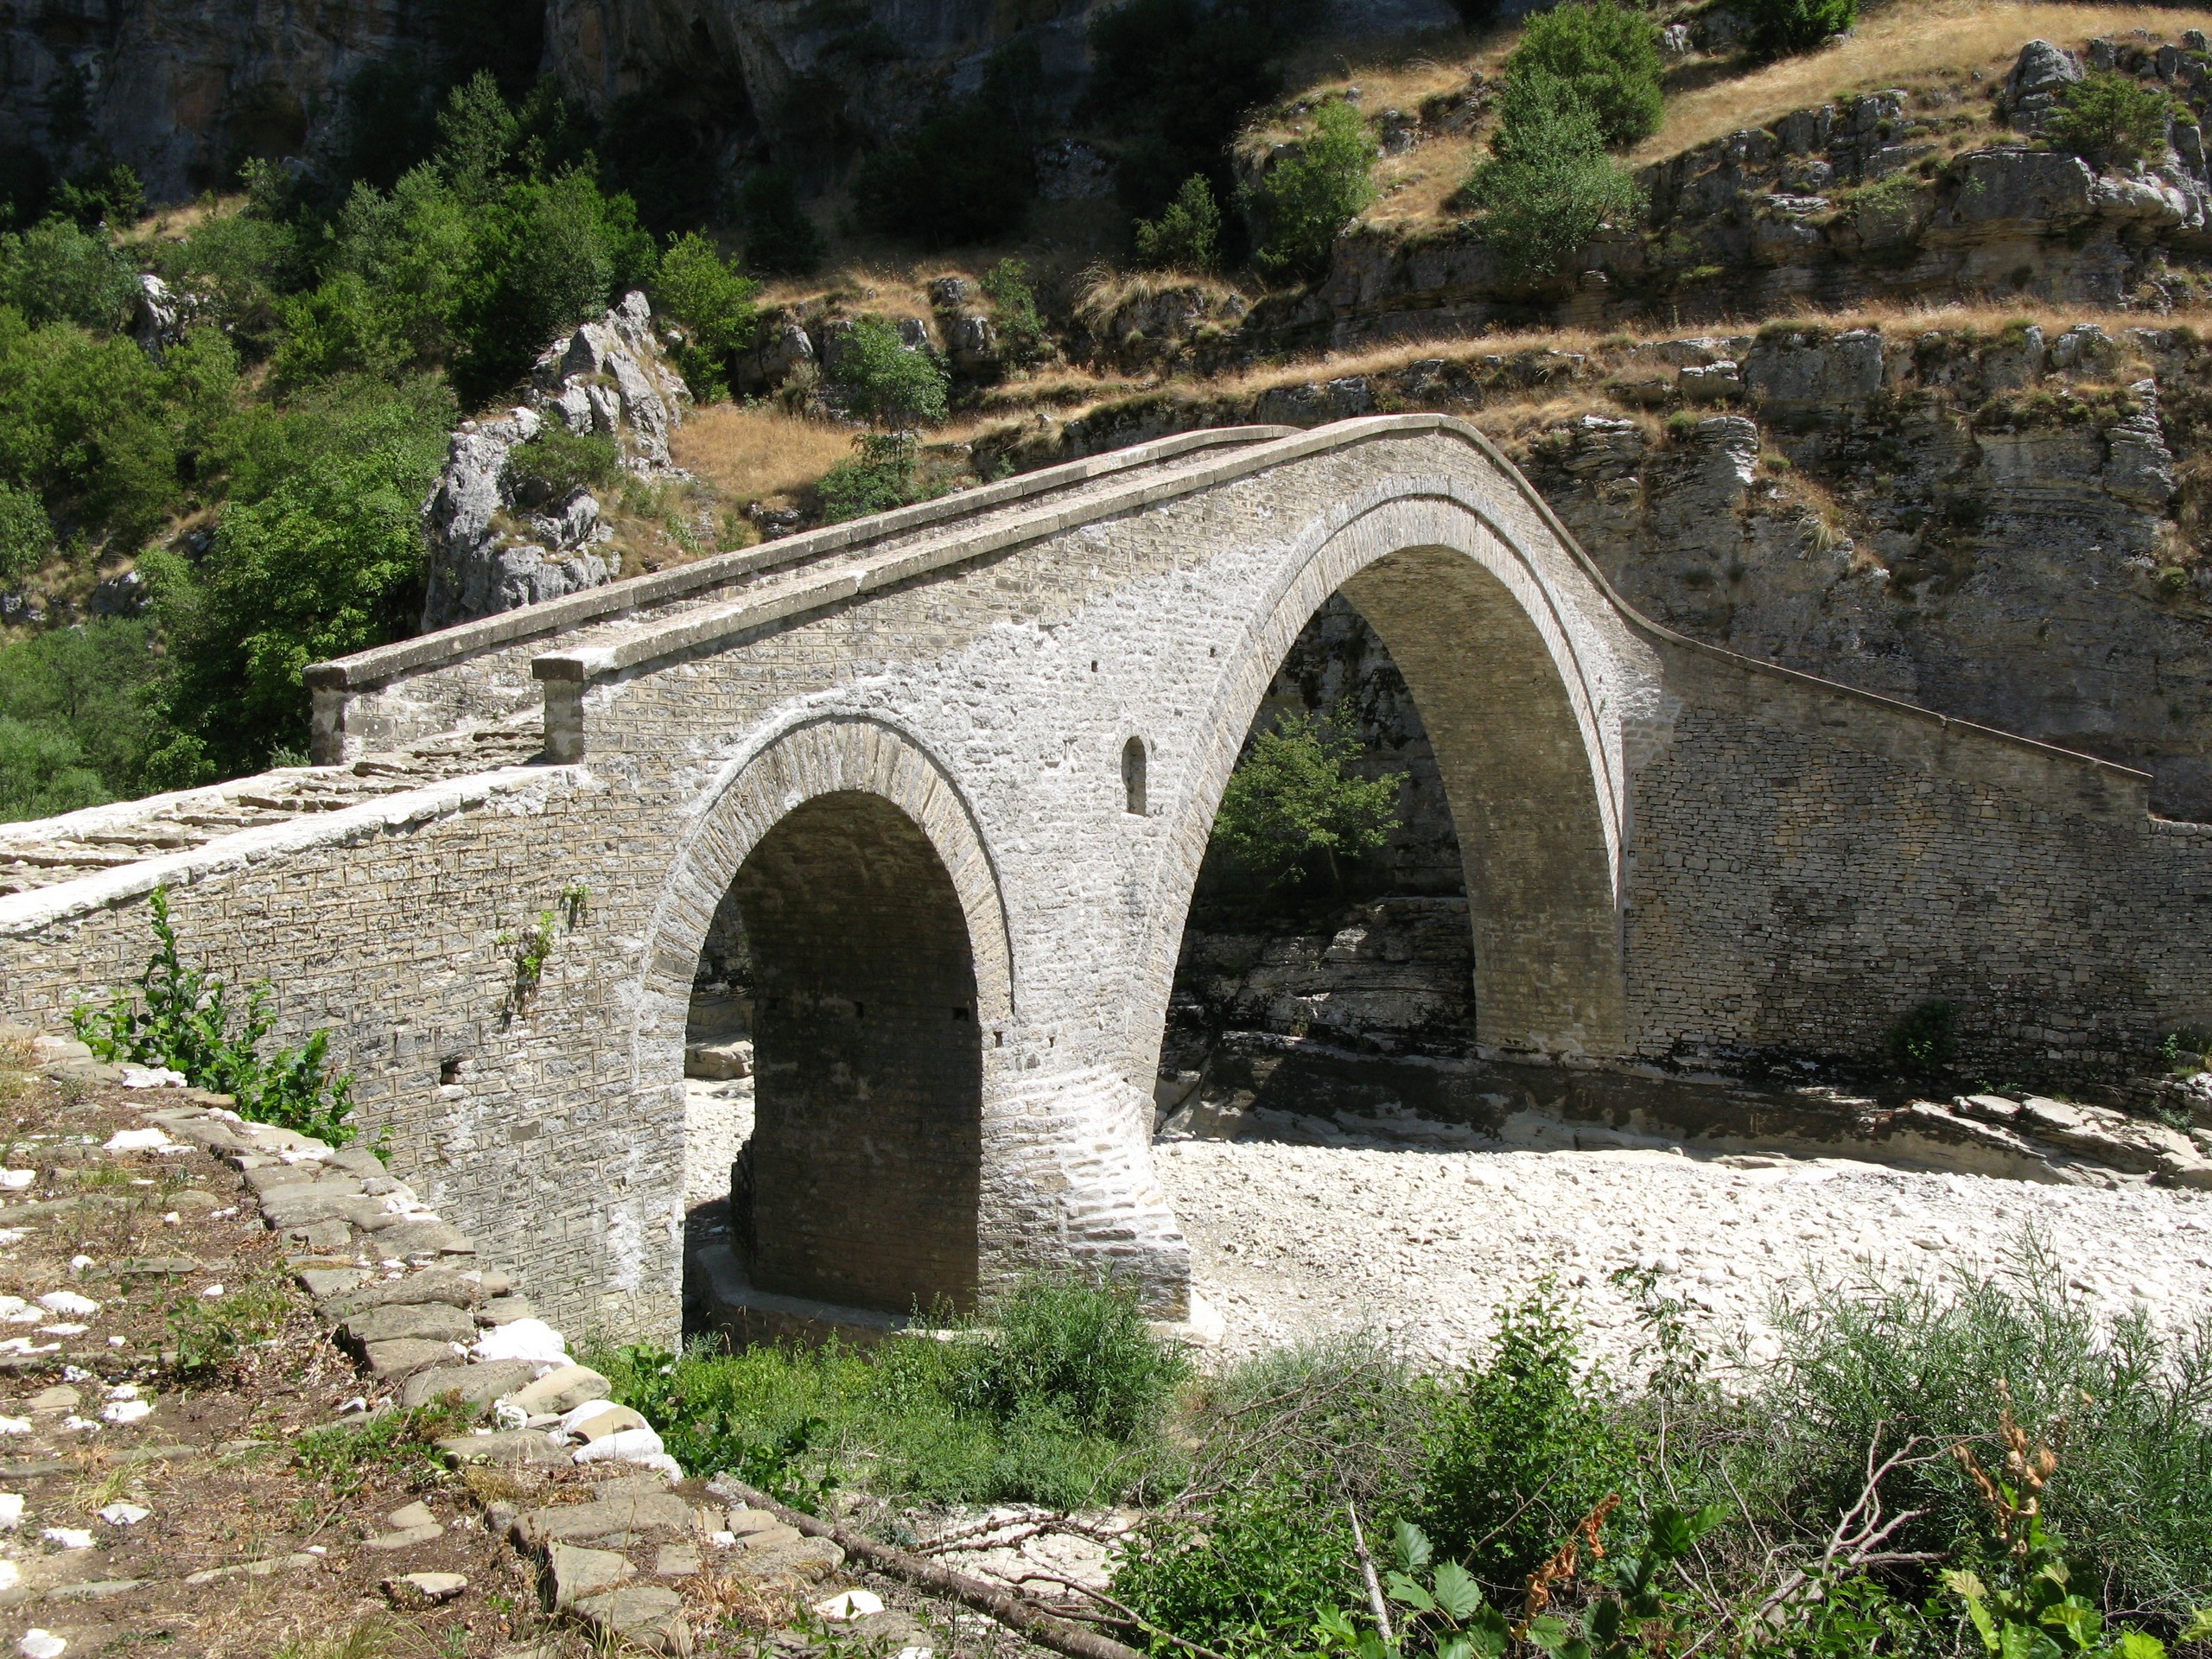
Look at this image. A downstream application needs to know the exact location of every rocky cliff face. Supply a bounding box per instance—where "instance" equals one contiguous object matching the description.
[419,291,690,630]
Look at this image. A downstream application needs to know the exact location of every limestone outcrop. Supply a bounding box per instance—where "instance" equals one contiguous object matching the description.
[419,292,690,632]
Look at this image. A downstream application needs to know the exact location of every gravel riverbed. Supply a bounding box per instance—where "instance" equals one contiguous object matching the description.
[1157,1137,2212,1375]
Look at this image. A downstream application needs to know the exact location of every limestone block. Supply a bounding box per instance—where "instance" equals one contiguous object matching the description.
[512,1493,695,1548]
[340,1303,477,1348]
[400,1358,541,1412]
[501,1363,610,1416]
[549,1541,633,1606]
[364,1339,461,1381]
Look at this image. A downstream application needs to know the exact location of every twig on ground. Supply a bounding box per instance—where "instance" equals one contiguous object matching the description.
[1347,1500,1395,1645]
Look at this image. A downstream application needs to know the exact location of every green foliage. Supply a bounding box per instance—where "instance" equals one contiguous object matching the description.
[73,887,360,1145]
[54,164,144,232]
[0,480,52,585]
[506,423,620,505]
[1420,1284,1624,1594]
[145,373,454,772]
[1131,1475,1370,1656]
[0,218,139,332]
[980,258,1049,366]
[1743,0,1858,59]
[817,433,922,523]
[1085,0,1322,223]
[0,716,109,819]
[830,316,949,428]
[152,203,304,348]
[1885,997,1959,1076]
[1134,175,1224,273]
[1503,0,1665,149]
[296,1401,473,1495]
[739,170,825,276]
[956,1275,1187,1440]
[1313,1521,1511,1659]
[0,620,163,807]
[1465,73,1643,279]
[2046,73,2178,171]
[599,1277,1186,1514]
[1764,1241,2212,1622]
[2160,1026,2212,1072]
[855,100,1035,249]
[166,1274,294,1376]
[0,306,182,549]
[652,232,760,399]
[1246,100,1378,280]
[1211,701,1402,890]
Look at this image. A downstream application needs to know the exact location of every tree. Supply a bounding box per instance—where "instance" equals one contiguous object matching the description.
[1465,73,1643,280]
[1245,99,1378,280]
[0,481,52,585]
[831,315,948,428]
[1504,0,1665,149]
[2045,73,2177,171]
[1211,702,1402,890]
[0,217,139,332]
[1743,0,1857,58]
[1134,175,1223,272]
[0,716,108,821]
[652,232,760,399]
[738,170,824,275]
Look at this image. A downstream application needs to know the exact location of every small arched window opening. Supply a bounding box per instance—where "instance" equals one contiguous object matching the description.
[1122,737,1147,816]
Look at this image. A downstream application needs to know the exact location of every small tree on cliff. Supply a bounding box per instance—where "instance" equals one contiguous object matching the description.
[1211,701,1402,893]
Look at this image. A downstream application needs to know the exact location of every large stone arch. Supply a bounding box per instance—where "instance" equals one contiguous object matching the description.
[634,717,1015,1312]
[1127,484,1634,1078]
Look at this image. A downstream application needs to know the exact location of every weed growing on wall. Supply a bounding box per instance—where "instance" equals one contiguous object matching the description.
[73,886,359,1146]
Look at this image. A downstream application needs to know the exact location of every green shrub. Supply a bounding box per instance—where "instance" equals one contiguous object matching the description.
[817,432,921,524]
[980,257,1049,366]
[0,620,163,803]
[2045,73,2177,171]
[296,1401,473,1494]
[1134,175,1224,273]
[0,309,180,549]
[0,716,110,820]
[830,316,948,428]
[1465,73,1642,279]
[855,101,1035,249]
[1211,701,1402,890]
[1885,997,1958,1076]
[0,217,139,332]
[152,206,305,347]
[1744,0,1858,58]
[272,271,412,384]
[957,1275,1187,1440]
[1419,1283,1625,1594]
[738,169,825,276]
[0,480,52,585]
[1503,0,1665,149]
[54,164,144,232]
[506,423,620,505]
[1245,99,1378,280]
[652,232,760,400]
[73,886,361,1145]
[1762,1242,2212,1624]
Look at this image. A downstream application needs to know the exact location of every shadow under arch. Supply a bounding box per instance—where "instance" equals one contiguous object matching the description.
[1132,488,1630,1078]
[636,718,1014,1314]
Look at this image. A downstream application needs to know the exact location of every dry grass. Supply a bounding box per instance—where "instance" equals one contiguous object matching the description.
[1637,0,2200,162]
[671,405,861,505]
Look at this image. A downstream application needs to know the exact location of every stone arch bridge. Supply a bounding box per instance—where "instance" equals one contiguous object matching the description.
[3,417,2206,1338]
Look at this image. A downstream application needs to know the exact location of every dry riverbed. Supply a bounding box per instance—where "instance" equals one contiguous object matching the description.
[1159,1136,2212,1375]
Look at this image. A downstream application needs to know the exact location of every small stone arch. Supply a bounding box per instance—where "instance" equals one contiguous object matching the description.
[634,718,1015,1311]
[1129,484,1633,1075]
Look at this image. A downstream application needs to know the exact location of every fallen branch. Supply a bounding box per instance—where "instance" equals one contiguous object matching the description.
[1348,1500,1395,1645]
[1014,1565,1237,1659]
[709,1477,1147,1659]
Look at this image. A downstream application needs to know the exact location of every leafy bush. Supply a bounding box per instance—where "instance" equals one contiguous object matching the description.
[1212,701,1402,889]
[1246,100,1378,280]
[817,433,921,524]
[0,218,139,332]
[738,169,825,275]
[2046,73,2177,171]
[0,480,52,585]
[73,886,361,1145]
[1125,1473,1369,1656]
[830,316,949,428]
[506,423,620,505]
[980,258,1049,366]
[1885,997,1958,1076]
[1744,0,1858,58]
[1420,1284,1625,1594]
[653,232,760,399]
[1503,0,1665,149]
[54,164,144,232]
[0,620,162,805]
[0,716,109,819]
[1465,73,1641,279]
[0,308,181,549]
[855,101,1035,249]
[957,1275,1186,1440]
[1135,175,1224,272]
